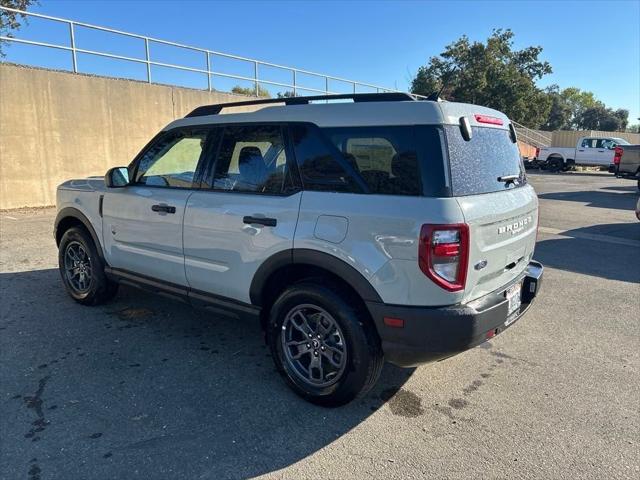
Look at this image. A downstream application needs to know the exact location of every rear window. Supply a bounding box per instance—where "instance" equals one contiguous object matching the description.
[444,125,525,196]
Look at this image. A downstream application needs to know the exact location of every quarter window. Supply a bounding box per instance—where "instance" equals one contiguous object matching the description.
[135,130,208,188]
[290,124,362,193]
[212,125,293,194]
[321,126,421,196]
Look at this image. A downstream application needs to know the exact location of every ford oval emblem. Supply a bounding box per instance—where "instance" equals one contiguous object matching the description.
[474,260,488,271]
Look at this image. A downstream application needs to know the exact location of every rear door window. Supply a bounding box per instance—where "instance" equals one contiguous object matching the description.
[211,125,295,194]
[444,125,525,196]
[599,139,618,150]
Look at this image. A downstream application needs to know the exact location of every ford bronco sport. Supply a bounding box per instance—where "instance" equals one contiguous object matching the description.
[54,93,543,406]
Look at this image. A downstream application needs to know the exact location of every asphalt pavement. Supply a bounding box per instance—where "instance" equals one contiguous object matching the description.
[1,171,638,480]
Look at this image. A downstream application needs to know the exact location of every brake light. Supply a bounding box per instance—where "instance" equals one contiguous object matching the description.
[614,146,623,165]
[419,224,469,292]
[535,147,540,159]
[474,114,504,126]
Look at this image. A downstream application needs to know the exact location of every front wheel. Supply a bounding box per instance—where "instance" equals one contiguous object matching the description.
[58,227,118,305]
[267,282,383,406]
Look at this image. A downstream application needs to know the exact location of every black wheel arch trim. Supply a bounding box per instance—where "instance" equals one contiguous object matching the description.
[250,249,383,306]
[54,207,107,264]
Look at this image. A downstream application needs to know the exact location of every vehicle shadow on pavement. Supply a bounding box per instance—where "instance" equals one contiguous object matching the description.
[528,170,611,178]
[601,185,639,193]
[560,222,640,241]
[0,268,413,480]
[537,190,638,211]
[535,228,640,283]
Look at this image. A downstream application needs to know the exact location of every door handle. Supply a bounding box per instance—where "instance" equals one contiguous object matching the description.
[597,150,605,152]
[578,149,585,152]
[243,215,277,227]
[151,204,176,214]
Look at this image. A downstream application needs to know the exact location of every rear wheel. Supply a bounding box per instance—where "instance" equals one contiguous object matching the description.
[58,227,118,305]
[267,282,383,406]
[548,157,563,172]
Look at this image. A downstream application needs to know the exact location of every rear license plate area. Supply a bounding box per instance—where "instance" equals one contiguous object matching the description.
[504,281,522,325]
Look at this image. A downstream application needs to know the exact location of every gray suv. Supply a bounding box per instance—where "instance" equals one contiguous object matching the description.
[54,93,543,406]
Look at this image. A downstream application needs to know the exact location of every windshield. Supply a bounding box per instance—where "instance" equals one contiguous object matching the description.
[612,138,631,145]
[444,125,525,196]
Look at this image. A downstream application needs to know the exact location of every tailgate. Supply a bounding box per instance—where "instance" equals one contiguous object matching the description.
[442,121,538,303]
[619,146,640,173]
[456,185,538,302]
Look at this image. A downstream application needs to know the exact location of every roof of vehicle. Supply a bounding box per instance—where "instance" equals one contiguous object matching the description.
[166,93,511,131]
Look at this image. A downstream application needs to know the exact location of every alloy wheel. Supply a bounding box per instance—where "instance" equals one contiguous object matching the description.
[64,241,93,293]
[281,304,347,388]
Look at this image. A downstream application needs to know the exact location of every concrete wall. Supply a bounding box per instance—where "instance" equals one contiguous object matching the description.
[0,64,254,209]
[518,141,537,159]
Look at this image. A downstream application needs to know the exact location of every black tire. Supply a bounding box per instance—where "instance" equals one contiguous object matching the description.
[58,227,118,305]
[267,282,383,407]
[548,157,563,172]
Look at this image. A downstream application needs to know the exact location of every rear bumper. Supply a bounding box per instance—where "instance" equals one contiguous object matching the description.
[614,169,639,179]
[367,260,543,367]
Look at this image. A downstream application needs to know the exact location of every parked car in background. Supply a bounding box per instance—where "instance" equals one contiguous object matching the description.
[53,93,543,406]
[636,197,640,221]
[535,136,630,171]
[612,144,640,191]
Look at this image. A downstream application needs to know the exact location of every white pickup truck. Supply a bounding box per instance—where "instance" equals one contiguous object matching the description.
[535,136,631,171]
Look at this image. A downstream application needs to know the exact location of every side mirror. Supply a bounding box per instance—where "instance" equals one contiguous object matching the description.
[105,167,130,188]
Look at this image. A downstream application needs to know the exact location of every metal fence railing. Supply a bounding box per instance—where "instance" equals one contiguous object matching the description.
[512,121,552,148]
[0,6,403,97]
[0,6,562,140]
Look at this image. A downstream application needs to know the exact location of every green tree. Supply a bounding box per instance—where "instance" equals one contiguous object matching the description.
[277,90,296,98]
[541,85,572,131]
[558,87,601,129]
[577,106,628,131]
[0,0,38,56]
[411,29,552,128]
[231,84,271,98]
[613,109,629,131]
[541,87,629,132]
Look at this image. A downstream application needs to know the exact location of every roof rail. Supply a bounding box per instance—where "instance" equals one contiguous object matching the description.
[185,92,418,118]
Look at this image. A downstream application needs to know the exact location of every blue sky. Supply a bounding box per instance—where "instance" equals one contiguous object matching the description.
[4,0,640,123]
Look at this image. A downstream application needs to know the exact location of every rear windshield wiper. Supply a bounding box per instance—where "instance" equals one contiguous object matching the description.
[497,174,520,185]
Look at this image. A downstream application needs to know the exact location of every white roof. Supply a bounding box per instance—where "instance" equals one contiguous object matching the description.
[166,99,511,131]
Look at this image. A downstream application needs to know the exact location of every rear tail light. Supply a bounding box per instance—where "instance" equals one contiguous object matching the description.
[614,146,623,165]
[535,147,540,159]
[419,224,469,292]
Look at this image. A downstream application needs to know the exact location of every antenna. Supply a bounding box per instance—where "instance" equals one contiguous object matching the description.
[427,66,458,101]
